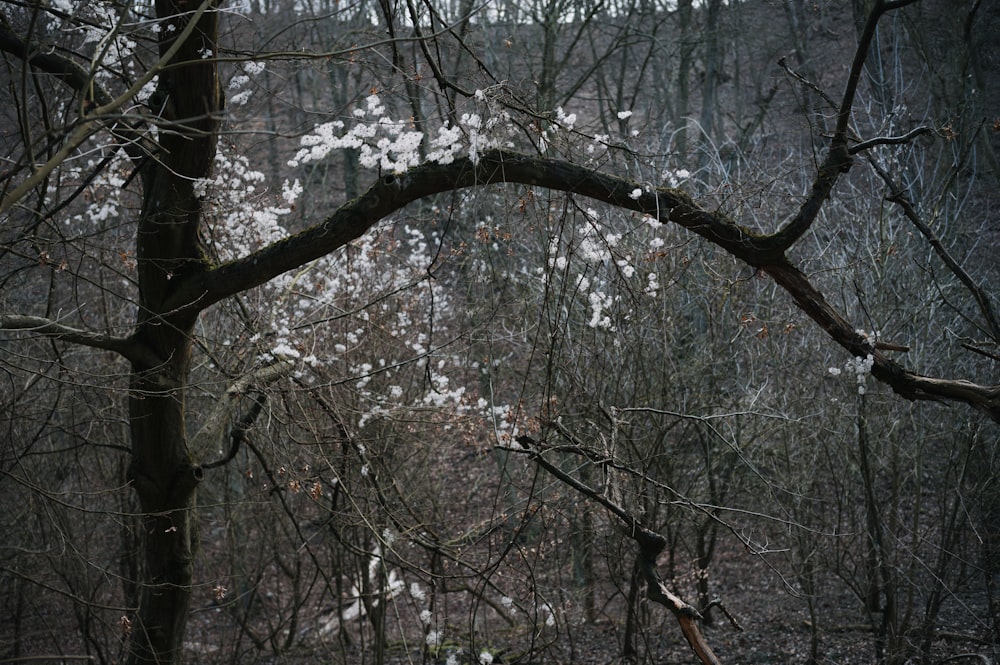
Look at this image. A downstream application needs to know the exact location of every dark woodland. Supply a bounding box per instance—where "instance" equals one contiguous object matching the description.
[0,1,998,664]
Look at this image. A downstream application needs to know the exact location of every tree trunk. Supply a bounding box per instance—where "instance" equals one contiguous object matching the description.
[622,555,642,660]
[125,1,222,662]
[127,365,201,665]
[675,0,694,158]
[697,0,723,166]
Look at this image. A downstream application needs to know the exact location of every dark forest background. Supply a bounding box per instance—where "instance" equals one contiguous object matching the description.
[1,1,998,664]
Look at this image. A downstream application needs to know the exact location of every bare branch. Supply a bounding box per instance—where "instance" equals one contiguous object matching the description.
[163,149,1000,422]
[192,358,295,465]
[168,150,772,316]
[866,154,1000,342]
[777,56,837,108]
[764,259,1000,419]
[0,0,214,218]
[767,0,916,252]
[849,126,934,154]
[514,435,722,665]
[962,343,1000,364]
[0,20,114,106]
[0,314,153,365]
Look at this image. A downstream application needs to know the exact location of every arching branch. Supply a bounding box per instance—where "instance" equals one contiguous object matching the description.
[165,149,1000,423]
[168,150,773,316]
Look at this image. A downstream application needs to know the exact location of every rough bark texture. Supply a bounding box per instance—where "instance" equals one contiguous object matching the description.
[125,1,222,662]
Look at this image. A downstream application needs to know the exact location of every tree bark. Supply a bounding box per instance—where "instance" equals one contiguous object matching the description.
[124,0,222,662]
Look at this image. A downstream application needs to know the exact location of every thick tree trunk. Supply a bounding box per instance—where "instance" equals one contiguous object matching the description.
[125,1,222,662]
[127,361,201,665]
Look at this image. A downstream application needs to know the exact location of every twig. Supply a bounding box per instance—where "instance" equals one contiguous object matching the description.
[777,56,836,108]
[514,435,723,665]
[961,343,1000,363]
[866,154,1000,342]
[704,597,744,632]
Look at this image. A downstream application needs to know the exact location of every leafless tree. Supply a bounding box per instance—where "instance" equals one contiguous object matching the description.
[1,1,997,664]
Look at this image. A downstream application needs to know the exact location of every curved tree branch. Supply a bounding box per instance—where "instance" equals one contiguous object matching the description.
[849,126,934,154]
[767,0,918,251]
[0,18,113,104]
[762,259,1000,418]
[164,149,1000,422]
[168,149,773,315]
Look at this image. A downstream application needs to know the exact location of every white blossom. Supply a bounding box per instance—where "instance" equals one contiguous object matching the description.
[555,106,577,129]
[281,179,302,204]
[645,272,659,296]
[229,90,252,106]
[270,342,300,359]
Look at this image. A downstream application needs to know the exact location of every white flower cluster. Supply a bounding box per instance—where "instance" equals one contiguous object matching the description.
[409,582,445,651]
[289,93,514,173]
[197,147,295,261]
[555,106,577,129]
[828,353,875,395]
[488,403,520,444]
[846,354,875,394]
[73,2,138,83]
[227,61,265,107]
[190,143,478,432]
[645,272,660,297]
[539,602,557,627]
[543,208,670,332]
[588,290,614,329]
[71,152,130,226]
[661,168,691,187]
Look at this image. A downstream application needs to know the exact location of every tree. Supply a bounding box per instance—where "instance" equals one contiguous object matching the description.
[1,0,997,663]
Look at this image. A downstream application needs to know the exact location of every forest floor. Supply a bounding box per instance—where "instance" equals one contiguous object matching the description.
[183,533,997,665]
